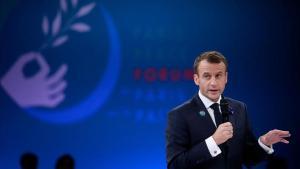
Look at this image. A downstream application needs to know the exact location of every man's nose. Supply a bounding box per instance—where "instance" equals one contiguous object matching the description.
[210,78,217,85]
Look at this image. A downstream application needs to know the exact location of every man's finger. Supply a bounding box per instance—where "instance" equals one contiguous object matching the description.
[219,125,233,133]
[221,122,232,127]
[280,139,289,144]
[225,126,233,131]
[272,129,289,134]
[278,133,291,138]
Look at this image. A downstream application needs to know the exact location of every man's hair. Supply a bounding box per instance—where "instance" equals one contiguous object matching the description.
[193,51,228,74]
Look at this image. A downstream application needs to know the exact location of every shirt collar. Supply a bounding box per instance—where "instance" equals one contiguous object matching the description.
[198,90,221,109]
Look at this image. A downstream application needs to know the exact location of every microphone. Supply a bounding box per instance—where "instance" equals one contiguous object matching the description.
[220,95,230,169]
[220,95,230,123]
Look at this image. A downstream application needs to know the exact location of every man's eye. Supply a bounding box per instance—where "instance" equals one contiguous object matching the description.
[203,75,210,79]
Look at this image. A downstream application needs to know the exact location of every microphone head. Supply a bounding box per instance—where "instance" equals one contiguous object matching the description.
[220,96,229,122]
[220,97,229,110]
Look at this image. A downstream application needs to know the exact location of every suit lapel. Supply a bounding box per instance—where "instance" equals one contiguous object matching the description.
[192,94,217,133]
[226,100,236,147]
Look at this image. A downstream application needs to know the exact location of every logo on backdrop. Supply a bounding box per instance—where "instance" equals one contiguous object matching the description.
[0,0,121,123]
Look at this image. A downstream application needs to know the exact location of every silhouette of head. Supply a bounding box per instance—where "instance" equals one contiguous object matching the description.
[55,154,74,169]
[20,152,38,169]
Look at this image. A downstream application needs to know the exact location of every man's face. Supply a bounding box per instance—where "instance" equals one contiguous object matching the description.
[193,60,227,102]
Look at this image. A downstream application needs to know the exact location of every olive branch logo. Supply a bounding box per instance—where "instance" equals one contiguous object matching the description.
[0,0,97,109]
[40,0,96,51]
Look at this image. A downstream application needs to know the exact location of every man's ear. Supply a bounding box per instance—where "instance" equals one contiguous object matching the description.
[193,74,200,86]
[225,72,228,84]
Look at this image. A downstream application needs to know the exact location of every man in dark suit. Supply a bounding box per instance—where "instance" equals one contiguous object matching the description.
[166,51,290,169]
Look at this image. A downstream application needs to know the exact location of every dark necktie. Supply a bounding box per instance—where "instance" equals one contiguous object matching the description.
[210,103,222,127]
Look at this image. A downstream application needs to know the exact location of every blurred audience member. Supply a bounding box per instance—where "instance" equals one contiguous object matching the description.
[55,154,75,169]
[20,152,38,169]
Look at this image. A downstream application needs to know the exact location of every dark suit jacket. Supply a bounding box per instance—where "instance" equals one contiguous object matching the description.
[166,94,269,169]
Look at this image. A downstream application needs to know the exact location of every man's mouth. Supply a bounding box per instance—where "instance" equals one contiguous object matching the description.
[209,89,219,93]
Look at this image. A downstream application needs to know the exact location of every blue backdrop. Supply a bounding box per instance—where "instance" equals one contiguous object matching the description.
[0,0,299,169]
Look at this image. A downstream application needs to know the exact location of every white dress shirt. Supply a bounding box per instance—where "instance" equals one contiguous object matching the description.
[198,90,274,157]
